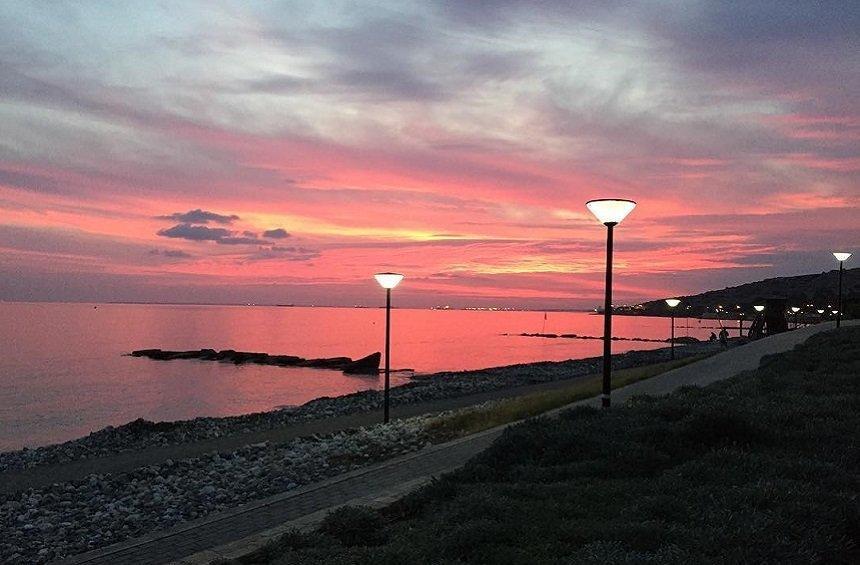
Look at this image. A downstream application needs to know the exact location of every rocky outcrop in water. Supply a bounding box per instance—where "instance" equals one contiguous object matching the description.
[129,349,381,374]
[514,332,668,343]
[343,352,382,374]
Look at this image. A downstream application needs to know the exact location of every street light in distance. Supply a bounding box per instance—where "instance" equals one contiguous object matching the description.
[664,298,680,360]
[832,252,852,328]
[373,272,404,424]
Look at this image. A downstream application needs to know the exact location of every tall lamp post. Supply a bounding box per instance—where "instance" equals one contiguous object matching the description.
[374,272,404,424]
[665,298,680,360]
[790,306,800,329]
[832,252,852,328]
[586,198,637,409]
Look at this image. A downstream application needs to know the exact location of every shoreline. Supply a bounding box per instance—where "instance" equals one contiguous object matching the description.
[0,340,729,473]
[0,339,743,563]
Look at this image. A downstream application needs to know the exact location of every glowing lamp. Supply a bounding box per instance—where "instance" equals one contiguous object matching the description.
[790,307,800,313]
[817,309,825,314]
[833,252,852,262]
[374,272,404,289]
[586,199,636,226]
[754,305,765,312]
[665,298,681,308]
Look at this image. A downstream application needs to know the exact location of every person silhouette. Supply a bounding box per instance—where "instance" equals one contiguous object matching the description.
[709,331,717,342]
[718,328,729,347]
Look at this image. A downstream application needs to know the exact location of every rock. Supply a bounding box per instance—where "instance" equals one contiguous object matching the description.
[670,336,701,344]
[128,348,377,372]
[229,352,269,365]
[268,355,303,366]
[300,356,352,368]
[342,352,381,375]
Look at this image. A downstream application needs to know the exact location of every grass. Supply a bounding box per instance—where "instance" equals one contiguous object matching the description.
[237,327,860,564]
[427,354,711,441]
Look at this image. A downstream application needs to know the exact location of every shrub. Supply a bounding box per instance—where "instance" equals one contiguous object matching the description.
[679,407,765,448]
[318,505,387,547]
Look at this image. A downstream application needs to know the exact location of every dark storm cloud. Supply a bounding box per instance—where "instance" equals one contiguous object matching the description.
[157,209,239,225]
[262,228,290,239]
[0,168,62,194]
[156,223,231,242]
[245,14,536,103]
[155,219,288,247]
[218,236,268,245]
[156,224,270,245]
[433,0,626,29]
[647,2,860,113]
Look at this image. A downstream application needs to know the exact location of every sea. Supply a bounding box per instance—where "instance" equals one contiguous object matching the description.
[0,302,720,451]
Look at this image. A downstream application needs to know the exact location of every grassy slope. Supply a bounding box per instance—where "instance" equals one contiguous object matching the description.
[242,327,860,565]
[427,354,710,441]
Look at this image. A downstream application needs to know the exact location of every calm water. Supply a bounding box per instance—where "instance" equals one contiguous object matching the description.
[0,303,716,451]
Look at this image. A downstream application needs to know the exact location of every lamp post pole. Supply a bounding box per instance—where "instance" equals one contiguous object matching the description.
[837,261,844,328]
[384,287,391,423]
[669,311,675,360]
[602,223,614,408]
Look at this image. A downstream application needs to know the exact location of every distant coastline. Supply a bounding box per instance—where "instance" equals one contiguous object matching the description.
[0,300,595,313]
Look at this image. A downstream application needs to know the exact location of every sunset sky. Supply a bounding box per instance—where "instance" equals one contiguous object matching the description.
[0,1,857,308]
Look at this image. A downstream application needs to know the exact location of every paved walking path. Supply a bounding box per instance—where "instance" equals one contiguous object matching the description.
[56,322,852,565]
[576,320,857,407]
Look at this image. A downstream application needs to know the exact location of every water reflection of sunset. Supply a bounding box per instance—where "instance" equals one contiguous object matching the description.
[0,303,716,450]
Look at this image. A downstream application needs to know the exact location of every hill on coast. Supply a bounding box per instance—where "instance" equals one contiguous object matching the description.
[623,267,858,317]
